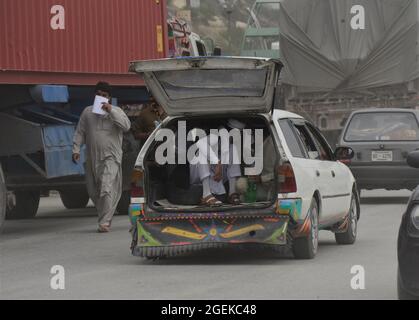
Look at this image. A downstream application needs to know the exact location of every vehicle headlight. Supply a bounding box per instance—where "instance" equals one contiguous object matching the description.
[412,206,419,230]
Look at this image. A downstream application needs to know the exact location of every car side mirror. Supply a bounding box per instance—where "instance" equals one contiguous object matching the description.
[335,147,355,161]
[407,151,419,168]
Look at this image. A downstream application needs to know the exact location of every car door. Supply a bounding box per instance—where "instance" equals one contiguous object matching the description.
[275,118,321,220]
[304,122,352,223]
[288,120,334,221]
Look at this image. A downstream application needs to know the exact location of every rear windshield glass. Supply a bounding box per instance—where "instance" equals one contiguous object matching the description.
[344,112,419,142]
[155,69,268,100]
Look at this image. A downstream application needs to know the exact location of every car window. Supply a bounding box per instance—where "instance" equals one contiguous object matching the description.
[344,112,419,142]
[292,123,320,160]
[155,69,268,100]
[305,123,334,161]
[278,119,306,158]
[196,41,207,56]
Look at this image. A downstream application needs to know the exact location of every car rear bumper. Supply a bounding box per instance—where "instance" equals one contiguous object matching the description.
[129,199,305,257]
[349,165,419,190]
[132,216,289,254]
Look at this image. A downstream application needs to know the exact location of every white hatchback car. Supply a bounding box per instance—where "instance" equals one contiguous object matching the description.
[128,57,360,260]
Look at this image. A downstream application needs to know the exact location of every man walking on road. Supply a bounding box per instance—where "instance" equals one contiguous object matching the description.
[72,82,131,233]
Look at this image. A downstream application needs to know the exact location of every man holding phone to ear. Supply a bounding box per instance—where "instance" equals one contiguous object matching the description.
[72,82,131,233]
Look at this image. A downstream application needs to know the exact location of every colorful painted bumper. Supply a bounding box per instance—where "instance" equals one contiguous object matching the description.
[135,217,289,249]
[129,199,303,252]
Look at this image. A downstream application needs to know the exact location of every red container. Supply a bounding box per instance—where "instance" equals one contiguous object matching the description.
[0,0,168,86]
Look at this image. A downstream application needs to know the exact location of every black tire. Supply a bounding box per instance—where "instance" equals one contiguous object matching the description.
[116,190,130,215]
[398,268,419,300]
[292,198,319,260]
[59,189,90,209]
[335,191,359,245]
[0,165,6,232]
[6,190,40,220]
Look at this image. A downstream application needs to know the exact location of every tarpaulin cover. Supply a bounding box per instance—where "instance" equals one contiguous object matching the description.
[279,0,419,92]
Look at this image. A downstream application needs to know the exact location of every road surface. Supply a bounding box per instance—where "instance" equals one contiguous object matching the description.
[0,190,409,300]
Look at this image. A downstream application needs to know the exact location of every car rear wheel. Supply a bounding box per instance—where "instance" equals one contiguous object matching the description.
[59,188,90,209]
[292,198,319,260]
[6,190,40,220]
[335,191,359,245]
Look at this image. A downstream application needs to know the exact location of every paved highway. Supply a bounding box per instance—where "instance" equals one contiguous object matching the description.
[0,190,410,300]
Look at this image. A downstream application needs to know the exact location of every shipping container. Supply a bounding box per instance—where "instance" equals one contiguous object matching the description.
[241,0,419,146]
[0,0,168,86]
[0,1,169,228]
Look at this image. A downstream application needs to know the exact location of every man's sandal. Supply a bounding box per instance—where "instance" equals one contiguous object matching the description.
[98,225,111,233]
[201,195,223,207]
[229,193,241,205]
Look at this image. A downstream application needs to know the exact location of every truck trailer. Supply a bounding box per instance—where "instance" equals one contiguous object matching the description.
[241,0,419,146]
[0,0,169,230]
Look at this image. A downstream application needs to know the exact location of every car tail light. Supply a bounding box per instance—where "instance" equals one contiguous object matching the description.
[278,162,297,194]
[131,168,145,201]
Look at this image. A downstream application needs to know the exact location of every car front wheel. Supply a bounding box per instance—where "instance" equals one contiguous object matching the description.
[292,198,319,260]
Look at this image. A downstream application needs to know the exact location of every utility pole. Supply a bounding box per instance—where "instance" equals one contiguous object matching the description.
[222,0,238,55]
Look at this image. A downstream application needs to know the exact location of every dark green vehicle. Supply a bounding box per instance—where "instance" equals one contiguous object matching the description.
[241,0,280,58]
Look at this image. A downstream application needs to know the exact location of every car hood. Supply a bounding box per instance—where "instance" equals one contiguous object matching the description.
[129,57,283,116]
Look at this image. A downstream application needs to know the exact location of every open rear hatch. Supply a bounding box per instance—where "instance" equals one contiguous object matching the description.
[129,57,283,116]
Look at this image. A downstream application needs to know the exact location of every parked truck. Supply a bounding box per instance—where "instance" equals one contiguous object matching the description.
[0,0,170,230]
[241,0,419,146]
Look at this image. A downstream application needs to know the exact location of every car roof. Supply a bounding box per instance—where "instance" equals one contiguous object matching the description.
[273,109,304,120]
[349,108,419,115]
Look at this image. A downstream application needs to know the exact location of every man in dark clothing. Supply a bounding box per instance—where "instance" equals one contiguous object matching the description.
[131,97,167,146]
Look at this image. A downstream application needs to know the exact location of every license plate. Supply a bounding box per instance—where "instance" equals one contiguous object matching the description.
[372,151,393,162]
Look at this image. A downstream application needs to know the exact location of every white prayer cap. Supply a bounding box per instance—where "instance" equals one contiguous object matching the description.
[227,119,246,130]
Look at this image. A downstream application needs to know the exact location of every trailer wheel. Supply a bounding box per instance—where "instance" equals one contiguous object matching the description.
[59,189,90,209]
[6,191,40,220]
[0,165,6,231]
